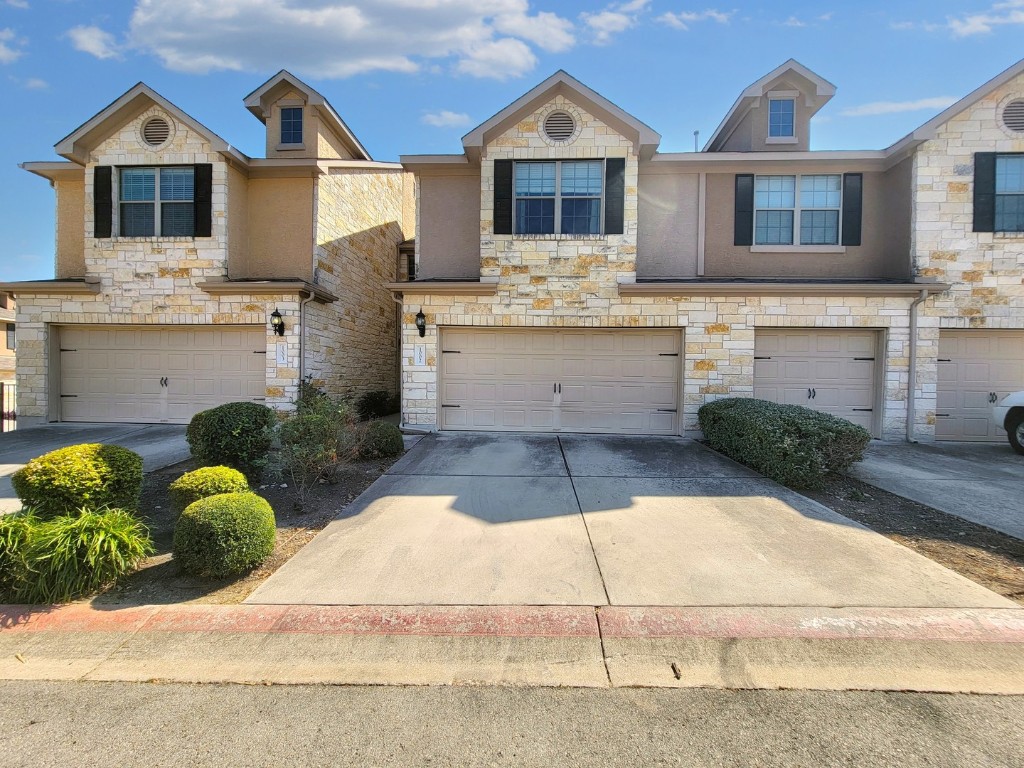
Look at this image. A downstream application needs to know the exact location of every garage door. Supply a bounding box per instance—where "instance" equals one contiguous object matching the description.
[439,328,680,434]
[936,330,1024,441]
[754,329,879,432]
[59,326,267,424]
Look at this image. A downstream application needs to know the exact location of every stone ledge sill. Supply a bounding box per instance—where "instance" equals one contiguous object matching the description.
[0,278,101,296]
[386,282,499,296]
[196,280,338,303]
[619,281,951,297]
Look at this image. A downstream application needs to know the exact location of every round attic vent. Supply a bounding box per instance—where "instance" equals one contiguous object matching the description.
[1003,100,1024,133]
[543,111,576,142]
[142,117,171,146]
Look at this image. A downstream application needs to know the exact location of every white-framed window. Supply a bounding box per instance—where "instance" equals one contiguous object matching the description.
[281,107,303,145]
[514,160,604,235]
[119,167,195,237]
[768,98,795,138]
[754,174,842,246]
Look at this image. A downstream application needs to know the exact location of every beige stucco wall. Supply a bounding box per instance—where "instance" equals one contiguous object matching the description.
[55,178,85,278]
[314,111,356,161]
[240,177,314,280]
[263,89,355,160]
[416,172,481,278]
[908,71,1024,439]
[226,164,249,278]
[636,169,699,278]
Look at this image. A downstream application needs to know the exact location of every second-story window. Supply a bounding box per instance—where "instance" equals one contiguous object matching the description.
[281,107,303,145]
[754,174,841,245]
[768,98,795,138]
[5,323,14,352]
[995,154,1024,232]
[119,167,195,237]
[514,160,603,235]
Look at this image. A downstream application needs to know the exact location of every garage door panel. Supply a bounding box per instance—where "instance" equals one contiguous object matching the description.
[937,330,1024,441]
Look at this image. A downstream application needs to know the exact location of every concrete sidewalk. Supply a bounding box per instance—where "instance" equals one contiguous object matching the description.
[1,602,1023,693]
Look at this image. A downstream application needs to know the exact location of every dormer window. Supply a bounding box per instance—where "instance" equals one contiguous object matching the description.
[281,107,303,145]
[768,97,795,138]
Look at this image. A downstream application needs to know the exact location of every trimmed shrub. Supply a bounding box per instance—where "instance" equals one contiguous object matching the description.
[173,492,276,579]
[17,508,153,604]
[354,390,397,421]
[10,443,143,519]
[0,511,36,601]
[358,420,405,459]
[186,402,276,480]
[698,398,871,490]
[168,466,249,515]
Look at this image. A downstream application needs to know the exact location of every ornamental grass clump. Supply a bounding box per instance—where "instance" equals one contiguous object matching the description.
[173,492,276,579]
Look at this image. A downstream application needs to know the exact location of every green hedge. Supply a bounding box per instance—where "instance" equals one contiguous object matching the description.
[173,492,275,579]
[186,402,276,480]
[698,398,871,489]
[358,421,404,459]
[10,443,143,519]
[168,466,250,515]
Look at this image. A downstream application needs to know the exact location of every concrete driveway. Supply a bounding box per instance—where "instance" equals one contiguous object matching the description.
[851,441,1024,540]
[0,424,190,513]
[248,433,1013,609]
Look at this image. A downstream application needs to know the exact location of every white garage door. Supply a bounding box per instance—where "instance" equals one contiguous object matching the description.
[59,326,267,424]
[754,329,879,432]
[936,330,1024,441]
[439,328,681,434]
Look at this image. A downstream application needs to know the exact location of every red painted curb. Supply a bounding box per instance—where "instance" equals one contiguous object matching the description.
[0,604,159,633]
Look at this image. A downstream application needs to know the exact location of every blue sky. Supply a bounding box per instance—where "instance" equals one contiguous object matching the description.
[1,0,1021,281]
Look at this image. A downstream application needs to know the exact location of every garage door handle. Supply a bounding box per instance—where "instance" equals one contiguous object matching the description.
[658,353,679,357]
[852,408,873,412]
[441,404,461,408]
[853,357,875,361]
[935,413,950,417]
[938,358,951,363]
[657,409,677,413]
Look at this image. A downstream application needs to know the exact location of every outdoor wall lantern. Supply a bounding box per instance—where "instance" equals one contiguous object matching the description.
[270,309,285,336]
[415,309,426,338]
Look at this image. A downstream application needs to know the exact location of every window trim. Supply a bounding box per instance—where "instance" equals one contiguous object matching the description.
[5,323,14,352]
[279,106,304,147]
[752,173,844,250]
[767,91,797,140]
[994,153,1024,233]
[118,166,196,239]
[512,159,605,236]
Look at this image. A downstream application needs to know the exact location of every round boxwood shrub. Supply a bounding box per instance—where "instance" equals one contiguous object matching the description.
[358,421,405,459]
[167,466,250,515]
[173,492,276,579]
[10,443,143,519]
[185,402,276,480]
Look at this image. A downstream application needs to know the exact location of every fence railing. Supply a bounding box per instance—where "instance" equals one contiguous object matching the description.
[1,382,15,432]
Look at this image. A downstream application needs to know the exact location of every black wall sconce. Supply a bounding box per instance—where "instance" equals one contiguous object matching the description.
[270,309,285,336]
[415,309,426,338]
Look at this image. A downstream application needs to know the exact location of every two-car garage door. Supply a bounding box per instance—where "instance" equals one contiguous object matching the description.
[59,326,266,424]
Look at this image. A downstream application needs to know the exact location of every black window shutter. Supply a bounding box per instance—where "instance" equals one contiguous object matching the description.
[493,160,513,235]
[604,157,625,235]
[93,166,112,238]
[734,174,754,246]
[841,173,863,246]
[193,164,213,237]
[973,152,996,232]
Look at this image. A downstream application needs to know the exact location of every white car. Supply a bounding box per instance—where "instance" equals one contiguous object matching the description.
[993,391,1024,455]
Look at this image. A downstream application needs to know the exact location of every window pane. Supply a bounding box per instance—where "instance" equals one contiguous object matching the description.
[514,162,556,196]
[515,198,555,234]
[281,107,303,144]
[161,202,195,236]
[769,99,795,137]
[561,161,603,196]
[755,210,794,245]
[754,176,795,208]
[995,195,1024,232]
[799,175,841,208]
[160,167,194,201]
[120,203,155,236]
[799,209,839,245]
[120,168,155,201]
[6,323,15,351]
[561,198,601,235]
[996,155,1024,193]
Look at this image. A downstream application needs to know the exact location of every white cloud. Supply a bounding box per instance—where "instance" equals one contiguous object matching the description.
[657,9,734,31]
[782,16,806,27]
[422,110,472,128]
[581,0,653,44]
[66,25,121,60]
[840,96,957,117]
[0,28,24,63]
[5,0,29,8]
[949,0,1024,36]
[115,0,572,80]
[24,77,47,89]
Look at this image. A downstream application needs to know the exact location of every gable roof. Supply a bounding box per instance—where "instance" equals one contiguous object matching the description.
[704,59,836,152]
[461,70,662,161]
[243,70,371,161]
[54,83,248,165]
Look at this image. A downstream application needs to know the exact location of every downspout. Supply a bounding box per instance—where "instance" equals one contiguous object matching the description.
[391,291,405,426]
[298,291,316,386]
[905,289,929,443]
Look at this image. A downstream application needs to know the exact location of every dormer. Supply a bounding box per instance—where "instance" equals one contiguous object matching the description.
[704,60,836,152]
[244,70,371,161]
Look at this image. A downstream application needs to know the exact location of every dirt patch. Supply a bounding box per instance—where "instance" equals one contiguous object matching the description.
[91,455,398,607]
[802,474,1024,606]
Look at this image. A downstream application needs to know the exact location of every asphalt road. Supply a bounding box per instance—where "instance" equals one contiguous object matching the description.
[0,681,1021,767]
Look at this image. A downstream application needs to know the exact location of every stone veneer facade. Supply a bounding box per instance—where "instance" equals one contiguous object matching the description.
[16,106,406,425]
